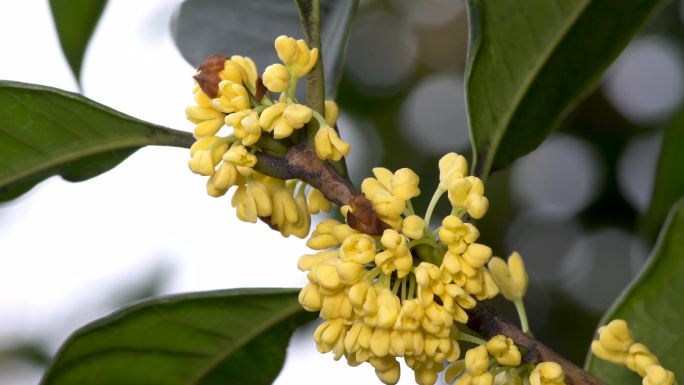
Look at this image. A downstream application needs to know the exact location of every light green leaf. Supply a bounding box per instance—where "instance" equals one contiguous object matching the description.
[585,199,684,382]
[170,0,357,98]
[41,288,315,385]
[645,106,684,240]
[466,0,663,178]
[49,0,108,84]
[0,81,193,202]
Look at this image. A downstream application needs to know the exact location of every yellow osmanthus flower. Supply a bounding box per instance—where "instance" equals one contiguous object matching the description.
[450,345,494,385]
[592,319,679,385]
[361,168,420,230]
[529,362,566,385]
[375,229,413,278]
[487,252,529,302]
[262,63,290,93]
[643,365,675,385]
[225,109,261,146]
[188,136,229,176]
[212,80,251,113]
[231,177,272,223]
[626,344,660,377]
[186,88,226,138]
[259,102,313,139]
[274,35,319,77]
[314,125,351,161]
[401,215,425,239]
[485,335,521,366]
[296,158,506,385]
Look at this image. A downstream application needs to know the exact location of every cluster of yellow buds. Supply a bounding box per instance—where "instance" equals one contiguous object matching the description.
[185,35,351,237]
[592,320,675,385]
[298,153,540,385]
[445,338,563,385]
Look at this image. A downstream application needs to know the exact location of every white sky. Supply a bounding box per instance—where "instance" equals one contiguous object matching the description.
[0,1,418,384]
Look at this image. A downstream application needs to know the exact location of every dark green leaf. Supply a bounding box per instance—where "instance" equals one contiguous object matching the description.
[49,0,108,84]
[466,0,663,178]
[42,288,316,385]
[645,107,684,240]
[170,0,357,98]
[585,199,684,382]
[0,81,193,203]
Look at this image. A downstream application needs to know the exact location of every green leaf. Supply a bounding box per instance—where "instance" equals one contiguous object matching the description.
[170,0,357,98]
[466,0,663,178]
[49,0,108,84]
[585,199,684,382]
[0,81,193,202]
[645,106,684,240]
[42,288,316,385]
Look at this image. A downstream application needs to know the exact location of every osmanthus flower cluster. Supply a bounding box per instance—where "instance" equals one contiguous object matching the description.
[592,320,676,385]
[297,153,563,385]
[185,35,348,237]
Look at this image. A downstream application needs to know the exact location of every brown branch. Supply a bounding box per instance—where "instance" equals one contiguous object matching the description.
[466,303,605,385]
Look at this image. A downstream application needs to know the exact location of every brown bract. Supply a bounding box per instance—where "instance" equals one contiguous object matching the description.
[193,54,228,98]
[346,195,391,236]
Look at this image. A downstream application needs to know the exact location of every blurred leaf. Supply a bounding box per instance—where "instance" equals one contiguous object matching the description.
[585,199,684,382]
[42,288,315,385]
[645,107,684,240]
[0,81,193,203]
[170,0,357,97]
[49,0,108,85]
[466,0,662,178]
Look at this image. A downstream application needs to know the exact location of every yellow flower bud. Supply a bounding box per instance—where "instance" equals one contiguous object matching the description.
[415,367,439,385]
[391,168,421,200]
[307,188,331,214]
[325,100,340,127]
[370,327,391,357]
[314,126,350,161]
[401,215,425,239]
[598,319,634,352]
[262,63,290,93]
[185,105,225,138]
[212,81,250,113]
[270,188,299,228]
[529,362,565,385]
[208,162,238,191]
[280,193,311,238]
[340,234,376,264]
[229,55,258,90]
[487,252,528,302]
[223,143,257,168]
[274,35,299,65]
[298,282,322,311]
[591,340,628,365]
[485,335,521,366]
[297,250,337,271]
[219,60,247,84]
[374,359,400,385]
[225,109,261,146]
[377,288,401,329]
[464,345,489,375]
[643,365,675,385]
[283,103,313,127]
[626,343,659,377]
[307,219,342,249]
[439,152,468,189]
[375,229,412,278]
[188,136,228,176]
